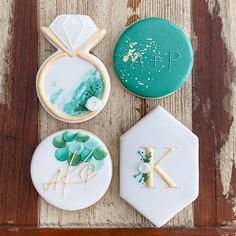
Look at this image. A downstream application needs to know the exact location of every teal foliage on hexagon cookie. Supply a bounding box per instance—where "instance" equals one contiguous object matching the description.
[52,131,107,167]
[133,149,151,184]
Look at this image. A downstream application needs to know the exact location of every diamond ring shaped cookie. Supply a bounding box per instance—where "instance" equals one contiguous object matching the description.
[120,106,199,227]
[114,18,193,98]
[31,129,112,210]
[37,15,110,123]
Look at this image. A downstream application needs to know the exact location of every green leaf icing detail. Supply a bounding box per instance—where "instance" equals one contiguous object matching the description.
[52,131,107,168]
[55,147,71,161]
[134,150,151,184]
[93,146,107,160]
[79,149,94,162]
[62,131,78,142]
[76,133,90,142]
[53,134,66,148]
[68,142,84,154]
[67,152,83,166]
[137,150,151,163]
[85,138,99,150]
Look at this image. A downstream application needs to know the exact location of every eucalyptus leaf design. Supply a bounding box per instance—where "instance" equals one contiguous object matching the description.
[52,131,107,167]
[75,133,90,142]
[55,147,71,161]
[93,146,107,160]
[63,131,78,142]
[53,134,66,148]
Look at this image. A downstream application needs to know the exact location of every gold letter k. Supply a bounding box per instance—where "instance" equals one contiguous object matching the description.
[141,147,178,188]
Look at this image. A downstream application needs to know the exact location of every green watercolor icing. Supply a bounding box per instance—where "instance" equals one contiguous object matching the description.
[63,69,104,116]
[52,131,107,169]
[50,89,63,104]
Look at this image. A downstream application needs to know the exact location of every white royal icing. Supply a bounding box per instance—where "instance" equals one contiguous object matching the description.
[50,14,98,52]
[138,163,151,174]
[120,106,199,227]
[31,129,112,211]
[85,96,102,112]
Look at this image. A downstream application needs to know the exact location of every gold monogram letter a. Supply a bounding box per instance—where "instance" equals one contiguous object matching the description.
[141,146,178,188]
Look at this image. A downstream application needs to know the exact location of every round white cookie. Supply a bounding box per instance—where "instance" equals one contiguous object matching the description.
[31,129,112,211]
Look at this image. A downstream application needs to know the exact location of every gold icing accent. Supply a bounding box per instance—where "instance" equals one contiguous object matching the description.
[155,147,177,165]
[141,146,178,188]
[41,27,74,56]
[153,165,177,188]
[43,152,98,197]
[43,169,61,192]
[80,162,96,185]
[37,27,109,122]
[141,146,155,188]
[41,27,106,56]
[61,151,77,197]
[75,29,106,54]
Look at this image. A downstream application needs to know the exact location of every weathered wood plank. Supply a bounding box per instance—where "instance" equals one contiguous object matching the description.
[0,0,12,105]
[1,227,236,236]
[38,0,143,227]
[0,0,38,225]
[39,0,193,227]
[192,0,236,227]
[125,0,193,227]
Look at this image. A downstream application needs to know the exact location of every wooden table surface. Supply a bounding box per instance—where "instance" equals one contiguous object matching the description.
[0,0,236,235]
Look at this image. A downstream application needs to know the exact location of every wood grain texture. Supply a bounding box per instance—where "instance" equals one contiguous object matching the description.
[192,0,236,227]
[0,0,38,225]
[0,0,235,231]
[1,227,236,236]
[38,0,193,227]
[39,0,143,227]
[0,0,12,105]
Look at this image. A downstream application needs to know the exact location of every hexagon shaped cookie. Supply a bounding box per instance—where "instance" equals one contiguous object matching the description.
[120,106,199,227]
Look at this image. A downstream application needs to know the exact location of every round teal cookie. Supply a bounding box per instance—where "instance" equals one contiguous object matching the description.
[113,18,194,98]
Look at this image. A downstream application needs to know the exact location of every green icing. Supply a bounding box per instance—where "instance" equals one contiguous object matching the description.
[49,69,104,117]
[75,133,90,142]
[63,69,104,116]
[134,150,152,184]
[50,89,63,104]
[84,138,99,150]
[93,146,108,160]
[113,17,193,98]
[62,131,78,142]
[53,134,66,148]
[55,147,72,161]
[52,131,107,169]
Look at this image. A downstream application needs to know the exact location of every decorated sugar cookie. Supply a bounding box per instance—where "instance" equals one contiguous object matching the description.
[114,18,193,98]
[120,106,198,227]
[37,15,110,123]
[31,129,112,210]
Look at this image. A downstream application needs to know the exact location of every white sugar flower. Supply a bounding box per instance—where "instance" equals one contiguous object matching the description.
[139,163,151,174]
[85,96,102,112]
